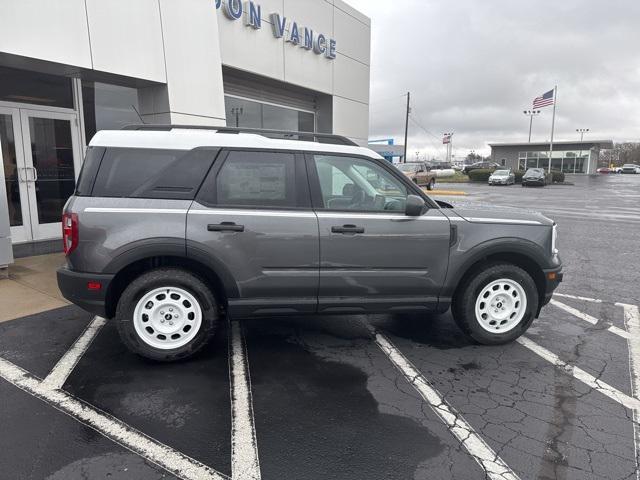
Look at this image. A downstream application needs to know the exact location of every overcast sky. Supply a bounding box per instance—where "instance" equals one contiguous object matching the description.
[345,0,640,160]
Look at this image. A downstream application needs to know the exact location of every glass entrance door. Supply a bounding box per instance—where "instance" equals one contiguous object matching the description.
[0,107,30,243]
[0,106,81,243]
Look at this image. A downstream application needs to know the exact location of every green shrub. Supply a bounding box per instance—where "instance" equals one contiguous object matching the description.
[468,169,493,182]
[551,170,565,183]
[514,170,525,183]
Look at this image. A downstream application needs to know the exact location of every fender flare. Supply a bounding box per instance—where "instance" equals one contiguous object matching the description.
[443,237,550,299]
[103,237,240,299]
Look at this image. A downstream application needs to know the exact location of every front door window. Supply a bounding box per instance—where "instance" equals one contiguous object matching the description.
[313,155,409,212]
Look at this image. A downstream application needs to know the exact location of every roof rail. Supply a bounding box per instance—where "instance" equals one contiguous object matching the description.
[121,124,358,146]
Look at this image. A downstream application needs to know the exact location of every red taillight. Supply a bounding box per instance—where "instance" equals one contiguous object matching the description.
[62,212,78,256]
[87,281,102,290]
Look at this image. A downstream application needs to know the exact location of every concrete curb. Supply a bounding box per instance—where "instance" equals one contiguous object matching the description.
[427,190,468,196]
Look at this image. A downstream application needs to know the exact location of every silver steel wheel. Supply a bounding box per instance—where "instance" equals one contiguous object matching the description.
[474,278,527,333]
[133,286,202,350]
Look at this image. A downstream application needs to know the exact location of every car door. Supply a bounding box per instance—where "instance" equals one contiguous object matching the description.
[417,163,429,185]
[307,153,451,313]
[187,149,319,317]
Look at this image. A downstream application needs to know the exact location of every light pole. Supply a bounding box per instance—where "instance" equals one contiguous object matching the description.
[444,132,454,163]
[231,107,244,127]
[523,110,540,143]
[576,128,589,173]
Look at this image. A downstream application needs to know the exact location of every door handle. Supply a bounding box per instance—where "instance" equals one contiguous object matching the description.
[30,167,38,182]
[207,222,244,232]
[331,224,365,234]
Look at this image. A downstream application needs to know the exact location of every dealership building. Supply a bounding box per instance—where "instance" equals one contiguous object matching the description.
[489,140,614,175]
[0,0,371,270]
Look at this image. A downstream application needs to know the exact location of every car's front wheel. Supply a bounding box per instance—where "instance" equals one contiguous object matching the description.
[426,178,435,190]
[115,268,219,361]
[452,263,538,345]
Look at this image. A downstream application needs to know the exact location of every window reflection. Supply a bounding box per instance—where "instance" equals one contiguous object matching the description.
[224,96,315,132]
[28,118,75,224]
[0,66,73,109]
[82,81,141,142]
[517,150,590,173]
[0,114,22,227]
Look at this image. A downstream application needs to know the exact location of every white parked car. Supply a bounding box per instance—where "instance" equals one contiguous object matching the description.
[621,164,640,174]
[488,169,515,185]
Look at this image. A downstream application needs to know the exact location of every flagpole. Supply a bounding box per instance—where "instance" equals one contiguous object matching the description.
[548,85,557,174]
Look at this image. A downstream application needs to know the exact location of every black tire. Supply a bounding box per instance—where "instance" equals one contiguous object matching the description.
[115,268,219,362]
[451,263,538,345]
[426,178,435,190]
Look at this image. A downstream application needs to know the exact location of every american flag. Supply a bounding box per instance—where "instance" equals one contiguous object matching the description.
[533,89,554,108]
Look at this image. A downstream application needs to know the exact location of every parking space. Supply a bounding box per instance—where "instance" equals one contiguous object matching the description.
[1,174,639,479]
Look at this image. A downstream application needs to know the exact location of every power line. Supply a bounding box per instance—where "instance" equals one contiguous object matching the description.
[408,115,442,142]
[368,93,409,106]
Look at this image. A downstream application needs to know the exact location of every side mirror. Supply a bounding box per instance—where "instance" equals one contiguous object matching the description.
[405,194,425,216]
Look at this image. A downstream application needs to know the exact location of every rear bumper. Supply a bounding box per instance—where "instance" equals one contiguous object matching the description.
[57,266,114,318]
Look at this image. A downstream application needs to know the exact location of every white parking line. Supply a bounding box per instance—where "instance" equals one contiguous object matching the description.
[549,299,598,325]
[617,303,640,480]
[517,336,640,411]
[550,299,635,340]
[0,356,229,480]
[553,293,602,303]
[374,331,520,480]
[43,316,106,389]
[229,320,261,480]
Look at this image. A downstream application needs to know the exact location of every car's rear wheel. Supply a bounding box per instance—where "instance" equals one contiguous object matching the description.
[452,263,538,345]
[426,178,435,190]
[115,268,218,361]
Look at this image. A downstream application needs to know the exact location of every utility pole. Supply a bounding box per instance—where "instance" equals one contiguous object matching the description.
[523,110,540,143]
[403,92,410,163]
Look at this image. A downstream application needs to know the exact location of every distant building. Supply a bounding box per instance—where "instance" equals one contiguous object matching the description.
[368,141,405,162]
[489,140,614,174]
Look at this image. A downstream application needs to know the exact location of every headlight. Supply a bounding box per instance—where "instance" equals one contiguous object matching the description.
[551,224,558,255]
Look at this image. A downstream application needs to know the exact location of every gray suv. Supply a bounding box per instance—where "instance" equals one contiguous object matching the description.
[57,126,563,361]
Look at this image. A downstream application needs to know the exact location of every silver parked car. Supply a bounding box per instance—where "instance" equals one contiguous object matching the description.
[57,125,563,361]
[488,169,515,185]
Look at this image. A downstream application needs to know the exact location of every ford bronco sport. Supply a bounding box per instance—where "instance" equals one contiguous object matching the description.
[57,126,562,361]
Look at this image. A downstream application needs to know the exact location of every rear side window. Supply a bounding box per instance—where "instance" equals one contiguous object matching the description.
[75,147,105,196]
[91,147,217,199]
[214,151,297,207]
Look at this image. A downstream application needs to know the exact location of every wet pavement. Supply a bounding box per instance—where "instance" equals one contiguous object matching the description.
[1,174,639,480]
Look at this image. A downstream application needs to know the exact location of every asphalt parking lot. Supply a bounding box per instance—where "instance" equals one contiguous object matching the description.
[1,174,639,480]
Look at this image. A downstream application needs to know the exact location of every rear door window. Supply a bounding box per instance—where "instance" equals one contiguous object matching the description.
[197,150,309,208]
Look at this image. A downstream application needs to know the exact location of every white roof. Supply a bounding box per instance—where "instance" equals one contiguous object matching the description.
[90,129,382,159]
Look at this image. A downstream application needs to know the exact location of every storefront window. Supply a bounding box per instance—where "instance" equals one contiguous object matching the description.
[0,66,73,109]
[224,96,315,132]
[82,81,141,143]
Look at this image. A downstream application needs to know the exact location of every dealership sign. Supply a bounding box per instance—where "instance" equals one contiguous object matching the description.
[215,0,337,59]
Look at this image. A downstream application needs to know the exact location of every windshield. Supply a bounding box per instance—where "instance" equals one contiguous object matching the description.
[493,170,510,176]
[397,164,420,172]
